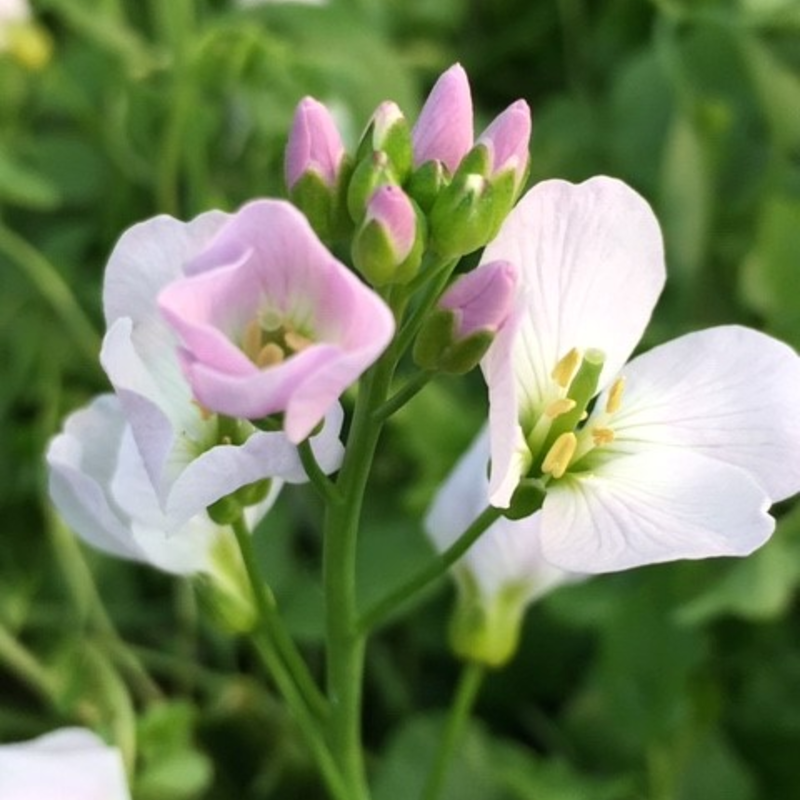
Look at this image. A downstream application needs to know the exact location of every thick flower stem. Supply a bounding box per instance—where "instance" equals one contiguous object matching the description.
[357,505,503,635]
[323,351,400,800]
[421,661,485,800]
[231,517,329,721]
[372,369,434,423]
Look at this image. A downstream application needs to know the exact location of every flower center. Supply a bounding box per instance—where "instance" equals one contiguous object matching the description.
[524,348,626,482]
[241,315,314,368]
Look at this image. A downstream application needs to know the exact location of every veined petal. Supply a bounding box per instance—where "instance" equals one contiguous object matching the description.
[541,450,773,573]
[482,177,665,418]
[0,728,130,800]
[596,325,800,502]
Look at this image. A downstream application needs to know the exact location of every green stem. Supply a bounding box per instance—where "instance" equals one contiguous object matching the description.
[231,517,328,721]
[357,505,503,635]
[251,633,350,800]
[0,622,60,710]
[372,370,434,423]
[323,350,400,799]
[299,438,342,505]
[0,224,101,366]
[421,662,485,800]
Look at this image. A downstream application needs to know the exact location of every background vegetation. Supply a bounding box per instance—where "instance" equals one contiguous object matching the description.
[2,0,800,797]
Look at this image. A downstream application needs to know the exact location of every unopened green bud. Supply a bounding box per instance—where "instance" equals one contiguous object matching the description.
[357,101,413,182]
[405,160,448,214]
[347,151,399,222]
[429,174,496,258]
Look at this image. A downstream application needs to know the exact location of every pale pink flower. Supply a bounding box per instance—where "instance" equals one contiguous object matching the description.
[0,728,130,800]
[475,99,531,193]
[100,207,344,531]
[158,199,395,442]
[481,176,800,573]
[363,185,417,263]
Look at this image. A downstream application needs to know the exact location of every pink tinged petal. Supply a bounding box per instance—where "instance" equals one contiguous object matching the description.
[481,177,666,505]
[541,450,773,573]
[285,96,346,190]
[0,728,131,800]
[412,63,474,172]
[426,430,573,603]
[476,99,532,182]
[599,325,800,502]
[440,260,518,339]
[159,199,395,441]
[365,185,416,262]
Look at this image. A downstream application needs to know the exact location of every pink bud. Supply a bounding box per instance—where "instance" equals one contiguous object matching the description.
[440,260,518,339]
[285,96,346,190]
[412,63,474,173]
[364,185,416,262]
[476,99,531,188]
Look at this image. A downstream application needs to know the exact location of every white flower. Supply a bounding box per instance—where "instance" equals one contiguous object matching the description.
[99,209,344,533]
[426,429,577,666]
[480,176,800,573]
[0,728,130,800]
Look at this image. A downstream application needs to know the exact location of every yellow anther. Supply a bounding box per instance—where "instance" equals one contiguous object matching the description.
[284,330,313,352]
[605,377,626,414]
[242,319,263,361]
[541,432,578,480]
[551,348,581,388]
[591,427,615,446]
[544,398,577,419]
[256,343,285,368]
[192,399,213,421]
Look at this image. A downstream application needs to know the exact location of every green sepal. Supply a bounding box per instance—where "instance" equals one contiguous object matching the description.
[406,160,447,213]
[346,151,398,222]
[289,170,336,241]
[429,175,497,258]
[356,113,413,182]
[438,330,495,375]
[448,573,529,668]
[412,307,458,370]
[207,493,242,526]
[235,478,272,508]
[454,143,491,179]
[502,478,546,521]
[352,217,399,286]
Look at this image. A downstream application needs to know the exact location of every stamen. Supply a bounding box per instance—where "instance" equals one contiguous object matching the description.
[541,432,577,480]
[284,330,314,352]
[256,343,285,367]
[591,427,615,446]
[605,377,625,414]
[551,348,581,388]
[242,319,263,361]
[193,399,213,421]
[544,398,577,419]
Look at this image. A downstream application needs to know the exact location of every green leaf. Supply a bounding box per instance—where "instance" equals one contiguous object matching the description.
[0,151,60,209]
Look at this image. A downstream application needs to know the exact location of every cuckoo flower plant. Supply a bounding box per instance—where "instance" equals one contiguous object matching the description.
[0,728,130,800]
[159,199,395,442]
[285,96,346,192]
[100,207,344,532]
[481,176,800,573]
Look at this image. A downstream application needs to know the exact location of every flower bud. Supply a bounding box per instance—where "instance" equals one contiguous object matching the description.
[412,63,473,173]
[428,173,497,258]
[285,97,349,240]
[413,260,517,374]
[405,158,447,213]
[346,150,399,222]
[352,185,424,286]
[477,99,531,195]
[357,101,413,181]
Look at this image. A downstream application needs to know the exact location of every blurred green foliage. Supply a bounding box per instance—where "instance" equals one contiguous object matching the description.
[2,0,800,797]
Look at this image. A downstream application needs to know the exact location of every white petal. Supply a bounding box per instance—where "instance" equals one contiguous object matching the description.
[541,450,773,573]
[482,177,665,417]
[601,325,800,502]
[103,211,229,328]
[426,430,574,602]
[0,728,130,800]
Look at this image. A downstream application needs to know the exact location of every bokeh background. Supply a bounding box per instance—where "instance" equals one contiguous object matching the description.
[2,0,800,797]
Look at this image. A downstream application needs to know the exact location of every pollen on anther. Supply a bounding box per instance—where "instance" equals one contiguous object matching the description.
[541,432,578,480]
[551,348,581,388]
[285,330,313,352]
[591,427,615,446]
[605,377,625,414]
[256,343,285,368]
[242,319,263,361]
[545,398,577,419]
